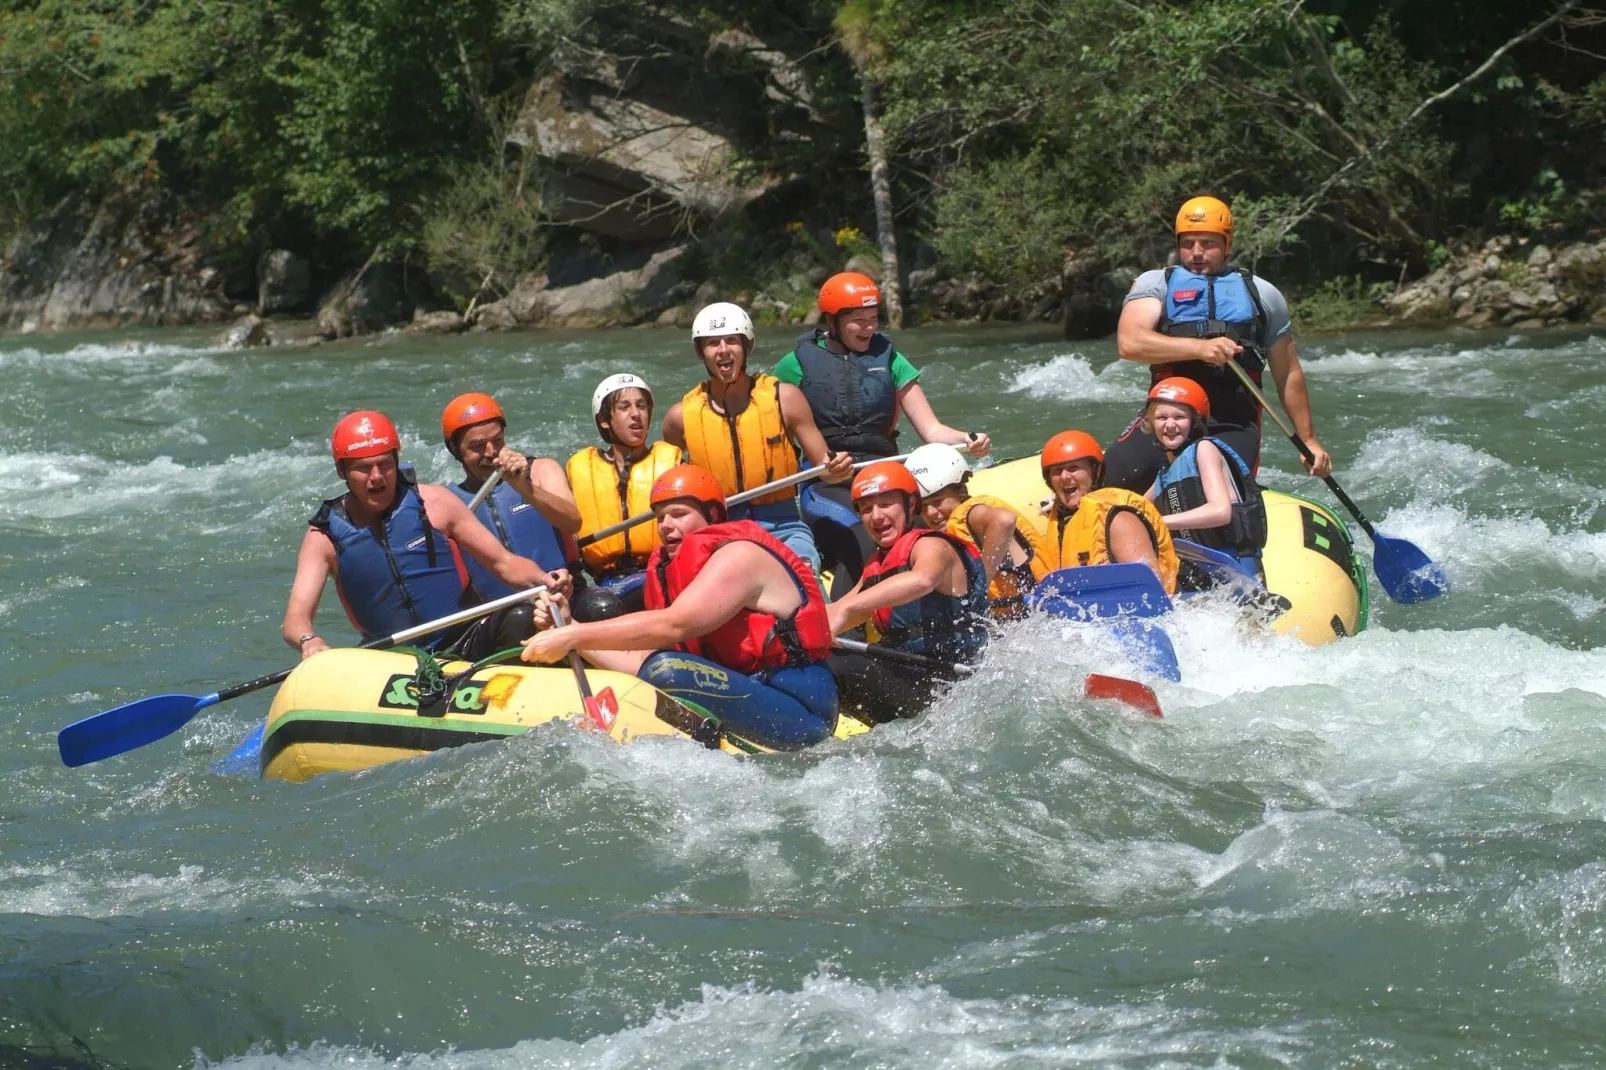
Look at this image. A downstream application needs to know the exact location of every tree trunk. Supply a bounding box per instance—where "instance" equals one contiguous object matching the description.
[859,75,904,328]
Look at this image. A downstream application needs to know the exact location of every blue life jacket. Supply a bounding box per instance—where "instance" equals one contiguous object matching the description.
[1154,266,1270,430]
[311,473,474,647]
[448,469,567,599]
[863,529,990,662]
[791,329,901,460]
[1154,437,1268,561]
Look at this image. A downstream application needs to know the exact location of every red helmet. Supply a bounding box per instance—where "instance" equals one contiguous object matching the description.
[441,392,505,448]
[851,460,919,504]
[649,464,727,511]
[1147,377,1210,419]
[1040,431,1104,483]
[818,272,881,316]
[331,410,400,463]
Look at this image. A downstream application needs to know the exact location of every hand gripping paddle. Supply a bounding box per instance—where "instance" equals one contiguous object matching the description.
[548,601,619,732]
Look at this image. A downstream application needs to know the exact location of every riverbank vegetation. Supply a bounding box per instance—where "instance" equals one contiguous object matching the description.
[0,0,1598,325]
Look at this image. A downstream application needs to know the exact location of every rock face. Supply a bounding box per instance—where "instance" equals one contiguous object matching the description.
[0,195,235,332]
[316,259,429,338]
[257,249,312,313]
[474,246,689,329]
[1385,235,1606,328]
[509,74,774,243]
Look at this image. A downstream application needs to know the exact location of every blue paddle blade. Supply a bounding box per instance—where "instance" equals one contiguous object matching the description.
[210,722,266,777]
[1370,531,1448,604]
[1029,565,1182,682]
[1109,618,1183,682]
[1028,563,1175,620]
[57,692,216,768]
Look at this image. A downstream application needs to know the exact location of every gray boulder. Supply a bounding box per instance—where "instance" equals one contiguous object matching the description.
[257,249,311,313]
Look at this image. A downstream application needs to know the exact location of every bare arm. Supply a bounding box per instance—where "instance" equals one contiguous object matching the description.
[281,528,335,657]
[1264,336,1331,477]
[966,502,1018,582]
[1158,441,1236,532]
[1107,510,1161,576]
[778,383,853,482]
[827,539,953,634]
[522,544,765,661]
[897,383,990,458]
[661,402,686,449]
[1117,297,1239,367]
[422,485,569,594]
[498,451,582,534]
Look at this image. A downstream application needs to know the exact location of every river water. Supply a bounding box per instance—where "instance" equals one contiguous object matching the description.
[3,323,1604,1068]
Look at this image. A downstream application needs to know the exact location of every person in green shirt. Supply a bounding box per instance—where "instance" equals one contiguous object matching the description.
[774,271,990,594]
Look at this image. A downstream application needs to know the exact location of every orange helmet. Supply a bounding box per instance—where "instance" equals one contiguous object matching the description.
[441,392,505,450]
[1175,196,1233,247]
[649,464,726,511]
[1040,431,1104,484]
[851,460,919,504]
[818,272,881,316]
[331,410,400,463]
[1147,377,1210,419]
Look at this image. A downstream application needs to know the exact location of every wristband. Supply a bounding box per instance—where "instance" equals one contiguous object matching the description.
[297,633,318,646]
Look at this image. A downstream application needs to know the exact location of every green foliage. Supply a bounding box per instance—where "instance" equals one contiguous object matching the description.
[1494,169,1581,235]
[419,127,547,312]
[1294,275,1394,332]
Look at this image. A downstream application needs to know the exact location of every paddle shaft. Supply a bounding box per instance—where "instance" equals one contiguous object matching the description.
[549,602,595,702]
[575,452,914,549]
[833,637,974,675]
[464,467,503,513]
[1223,360,1381,540]
[221,584,548,705]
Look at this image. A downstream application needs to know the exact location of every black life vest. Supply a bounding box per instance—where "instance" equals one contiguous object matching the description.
[790,329,901,461]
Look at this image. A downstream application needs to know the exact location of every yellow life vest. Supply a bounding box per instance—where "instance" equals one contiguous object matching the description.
[1048,488,1179,595]
[566,441,682,578]
[680,373,799,506]
[946,494,1052,619]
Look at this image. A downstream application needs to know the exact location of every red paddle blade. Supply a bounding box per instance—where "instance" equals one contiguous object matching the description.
[584,687,620,732]
[1084,674,1163,719]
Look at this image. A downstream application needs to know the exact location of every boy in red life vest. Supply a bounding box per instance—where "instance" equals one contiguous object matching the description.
[825,461,989,722]
[281,410,560,661]
[520,464,838,750]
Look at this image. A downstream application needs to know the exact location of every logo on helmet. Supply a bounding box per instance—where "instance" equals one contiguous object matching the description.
[1186,209,1208,224]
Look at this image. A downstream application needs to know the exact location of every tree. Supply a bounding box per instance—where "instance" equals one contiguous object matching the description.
[834,1,905,327]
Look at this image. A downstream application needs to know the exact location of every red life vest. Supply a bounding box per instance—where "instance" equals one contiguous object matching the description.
[642,519,833,674]
[861,528,988,651]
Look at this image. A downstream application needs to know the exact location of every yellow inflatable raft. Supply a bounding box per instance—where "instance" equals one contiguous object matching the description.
[260,648,868,782]
[968,456,1367,646]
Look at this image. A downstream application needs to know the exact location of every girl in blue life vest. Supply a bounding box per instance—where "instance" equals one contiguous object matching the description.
[1144,377,1267,581]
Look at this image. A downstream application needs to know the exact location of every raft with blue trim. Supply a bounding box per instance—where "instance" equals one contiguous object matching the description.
[259,648,867,782]
[967,456,1368,645]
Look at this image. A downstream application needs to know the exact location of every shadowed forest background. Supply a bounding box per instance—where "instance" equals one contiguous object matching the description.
[0,0,1599,334]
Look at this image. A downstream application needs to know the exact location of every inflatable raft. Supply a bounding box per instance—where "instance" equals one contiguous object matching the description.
[260,648,868,782]
[968,456,1368,646]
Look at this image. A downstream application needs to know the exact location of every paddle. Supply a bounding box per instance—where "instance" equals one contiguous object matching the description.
[548,600,620,732]
[1223,360,1447,603]
[1027,565,1182,683]
[464,467,503,512]
[832,637,1163,719]
[57,584,550,768]
[576,452,915,549]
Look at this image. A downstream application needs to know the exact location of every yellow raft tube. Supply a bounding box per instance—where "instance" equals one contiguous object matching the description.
[261,648,868,783]
[967,456,1368,646]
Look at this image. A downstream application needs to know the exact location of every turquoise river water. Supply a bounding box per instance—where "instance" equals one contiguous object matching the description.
[2,323,1605,1067]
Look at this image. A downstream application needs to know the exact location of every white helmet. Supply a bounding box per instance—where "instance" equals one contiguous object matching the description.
[591,373,653,421]
[906,442,971,498]
[691,302,755,343]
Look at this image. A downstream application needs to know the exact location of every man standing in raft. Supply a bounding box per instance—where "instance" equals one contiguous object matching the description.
[282,410,560,660]
[1144,378,1268,580]
[442,392,577,600]
[772,271,990,592]
[520,465,838,750]
[905,442,1049,620]
[566,373,682,612]
[661,302,853,574]
[825,461,989,722]
[1105,195,1330,492]
[1039,430,1179,594]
